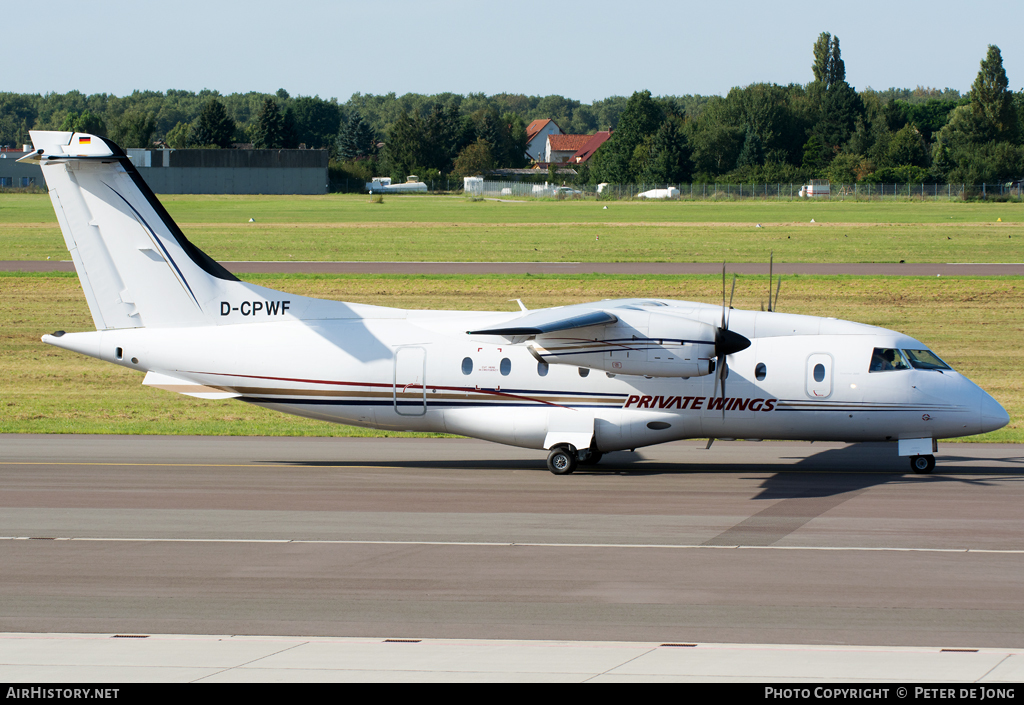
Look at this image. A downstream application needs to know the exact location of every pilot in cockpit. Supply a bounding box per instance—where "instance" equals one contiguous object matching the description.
[870,347,913,372]
[870,348,895,372]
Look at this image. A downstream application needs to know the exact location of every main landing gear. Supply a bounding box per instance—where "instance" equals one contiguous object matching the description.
[546,445,603,475]
[910,454,936,474]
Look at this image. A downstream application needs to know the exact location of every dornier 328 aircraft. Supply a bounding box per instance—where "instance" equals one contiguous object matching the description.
[22,131,1009,474]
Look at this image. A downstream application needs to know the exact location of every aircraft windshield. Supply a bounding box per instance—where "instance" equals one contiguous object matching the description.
[869,347,911,372]
[903,349,952,371]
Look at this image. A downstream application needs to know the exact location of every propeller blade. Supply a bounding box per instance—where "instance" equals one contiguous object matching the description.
[721,262,727,330]
[719,359,727,419]
[768,251,774,312]
[712,356,721,399]
[774,278,782,312]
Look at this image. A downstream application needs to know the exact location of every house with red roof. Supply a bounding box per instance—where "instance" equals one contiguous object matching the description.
[525,119,562,161]
[545,134,593,164]
[568,131,612,164]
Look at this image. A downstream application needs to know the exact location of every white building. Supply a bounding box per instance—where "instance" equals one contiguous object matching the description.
[524,119,562,162]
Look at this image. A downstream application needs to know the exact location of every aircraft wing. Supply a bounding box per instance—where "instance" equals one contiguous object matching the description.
[467,308,617,342]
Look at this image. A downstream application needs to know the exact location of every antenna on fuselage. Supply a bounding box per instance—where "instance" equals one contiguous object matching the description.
[765,251,782,313]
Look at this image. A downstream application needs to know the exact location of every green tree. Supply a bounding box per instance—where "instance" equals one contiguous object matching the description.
[643,116,692,183]
[808,33,865,159]
[281,107,299,148]
[970,45,1015,139]
[0,93,38,146]
[290,96,341,150]
[59,110,107,136]
[824,152,867,183]
[337,112,377,161]
[471,106,524,168]
[736,126,765,168]
[190,99,235,148]
[591,90,665,182]
[884,124,928,168]
[802,134,826,173]
[108,109,156,148]
[252,98,285,149]
[165,122,191,148]
[381,112,426,179]
[420,102,472,171]
[811,32,845,90]
[452,138,494,177]
[685,97,744,177]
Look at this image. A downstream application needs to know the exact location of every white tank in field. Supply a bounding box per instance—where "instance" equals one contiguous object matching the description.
[367,176,428,193]
[637,187,680,199]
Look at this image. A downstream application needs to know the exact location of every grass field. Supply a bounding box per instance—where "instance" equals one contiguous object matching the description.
[1,193,1022,263]
[2,272,1020,442]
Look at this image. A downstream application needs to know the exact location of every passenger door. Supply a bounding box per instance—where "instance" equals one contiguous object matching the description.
[806,353,833,399]
[394,346,427,416]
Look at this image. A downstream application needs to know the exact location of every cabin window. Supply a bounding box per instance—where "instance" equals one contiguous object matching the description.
[537,361,549,376]
[500,358,511,376]
[461,357,473,375]
[813,363,825,383]
[755,363,766,381]
[903,349,951,371]
[869,347,911,373]
[578,367,590,377]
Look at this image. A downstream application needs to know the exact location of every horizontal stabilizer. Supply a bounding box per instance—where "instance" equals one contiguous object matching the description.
[17,132,117,162]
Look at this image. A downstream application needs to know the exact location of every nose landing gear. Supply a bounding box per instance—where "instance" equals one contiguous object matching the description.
[910,455,936,474]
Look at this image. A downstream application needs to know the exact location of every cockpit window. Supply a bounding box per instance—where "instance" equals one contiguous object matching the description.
[903,349,952,371]
[869,348,911,373]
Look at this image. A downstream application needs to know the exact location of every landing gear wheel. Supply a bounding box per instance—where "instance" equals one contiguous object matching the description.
[547,446,578,475]
[580,450,603,466]
[910,454,935,474]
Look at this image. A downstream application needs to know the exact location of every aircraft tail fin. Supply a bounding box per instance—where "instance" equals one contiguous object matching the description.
[23,130,240,330]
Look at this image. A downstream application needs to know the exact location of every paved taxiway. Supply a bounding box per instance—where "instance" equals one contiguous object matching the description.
[3,633,1023,682]
[2,435,1022,650]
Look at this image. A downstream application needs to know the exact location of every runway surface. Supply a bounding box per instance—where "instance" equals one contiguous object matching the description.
[2,435,1022,651]
[5,260,1024,275]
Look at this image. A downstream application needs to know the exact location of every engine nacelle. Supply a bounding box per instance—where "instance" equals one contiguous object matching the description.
[529,310,718,378]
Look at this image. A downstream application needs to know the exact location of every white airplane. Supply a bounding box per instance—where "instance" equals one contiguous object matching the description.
[21,131,1010,474]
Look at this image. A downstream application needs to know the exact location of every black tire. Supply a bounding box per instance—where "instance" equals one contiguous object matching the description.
[547,446,577,475]
[580,450,603,466]
[910,454,935,474]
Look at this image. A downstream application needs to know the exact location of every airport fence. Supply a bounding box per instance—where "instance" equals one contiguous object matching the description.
[432,180,1024,201]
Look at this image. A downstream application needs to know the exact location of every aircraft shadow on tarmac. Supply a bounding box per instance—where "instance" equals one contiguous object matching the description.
[265,443,1022,501]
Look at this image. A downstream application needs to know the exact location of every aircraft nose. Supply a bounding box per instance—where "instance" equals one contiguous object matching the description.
[981,393,1010,434]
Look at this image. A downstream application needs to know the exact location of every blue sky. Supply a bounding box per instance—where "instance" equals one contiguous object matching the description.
[10,0,1023,101]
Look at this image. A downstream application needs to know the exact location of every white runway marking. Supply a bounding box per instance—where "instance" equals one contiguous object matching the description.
[3,536,1022,553]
